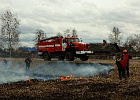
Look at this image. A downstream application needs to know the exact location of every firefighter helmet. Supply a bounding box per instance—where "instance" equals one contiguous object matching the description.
[123,49,127,53]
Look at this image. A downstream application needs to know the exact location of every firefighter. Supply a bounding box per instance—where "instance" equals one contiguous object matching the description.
[25,55,32,71]
[122,49,130,77]
[3,59,7,69]
[116,54,127,80]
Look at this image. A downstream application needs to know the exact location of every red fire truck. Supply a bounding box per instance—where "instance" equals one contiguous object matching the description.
[37,36,93,61]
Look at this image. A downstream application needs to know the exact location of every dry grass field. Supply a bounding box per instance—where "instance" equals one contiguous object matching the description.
[0,58,140,100]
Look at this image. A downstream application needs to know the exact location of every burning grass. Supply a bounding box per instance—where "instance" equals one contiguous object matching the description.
[0,58,140,99]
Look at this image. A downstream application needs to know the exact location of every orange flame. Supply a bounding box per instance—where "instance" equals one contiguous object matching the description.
[60,76,68,80]
[26,78,32,83]
[60,75,74,80]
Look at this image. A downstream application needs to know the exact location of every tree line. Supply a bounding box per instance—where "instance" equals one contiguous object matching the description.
[109,27,140,52]
[0,10,140,57]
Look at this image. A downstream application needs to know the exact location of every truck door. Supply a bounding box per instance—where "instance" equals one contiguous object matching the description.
[62,39,67,51]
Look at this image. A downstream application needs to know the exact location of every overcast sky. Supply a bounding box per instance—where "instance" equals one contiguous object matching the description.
[0,0,140,47]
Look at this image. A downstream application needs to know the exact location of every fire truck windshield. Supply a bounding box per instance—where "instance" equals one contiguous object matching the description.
[66,38,80,43]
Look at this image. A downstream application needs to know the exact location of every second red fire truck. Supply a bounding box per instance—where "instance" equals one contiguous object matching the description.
[37,36,93,61]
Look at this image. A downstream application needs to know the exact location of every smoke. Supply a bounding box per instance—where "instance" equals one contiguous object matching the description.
[0,60,28,84]
[31,62,112,80]
[0,61,113,84]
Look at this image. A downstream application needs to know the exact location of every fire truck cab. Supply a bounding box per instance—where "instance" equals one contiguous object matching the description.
[37,36,93,61]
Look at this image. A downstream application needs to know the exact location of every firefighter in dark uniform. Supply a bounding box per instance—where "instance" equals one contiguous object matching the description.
[25,56,32,71]
[3,59,8,69]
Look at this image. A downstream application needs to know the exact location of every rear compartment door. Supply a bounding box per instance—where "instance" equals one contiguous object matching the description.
[54,38,61,51]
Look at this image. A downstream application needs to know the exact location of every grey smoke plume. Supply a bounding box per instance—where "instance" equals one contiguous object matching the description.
[31,62,112,80]
[0,61,28,84]
[0,61,112,84]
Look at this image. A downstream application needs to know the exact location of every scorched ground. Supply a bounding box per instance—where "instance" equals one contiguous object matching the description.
[0,58,140,100]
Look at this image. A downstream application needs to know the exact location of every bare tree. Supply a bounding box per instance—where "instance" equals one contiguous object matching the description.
[0,10,20,57]
[125,34,140,52]
[64,28,78,37]
[64,29,70,37]
[34,29,46,41]
[56,32,62,37]
[109,27,122,45]
[33,29,46,46]
[72,29,78,37]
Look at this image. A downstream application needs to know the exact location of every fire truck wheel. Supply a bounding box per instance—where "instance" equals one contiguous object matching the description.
[44,52,51,61]
[58,56,64,60]
[81,56,88,61]
[66,52,74,61]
